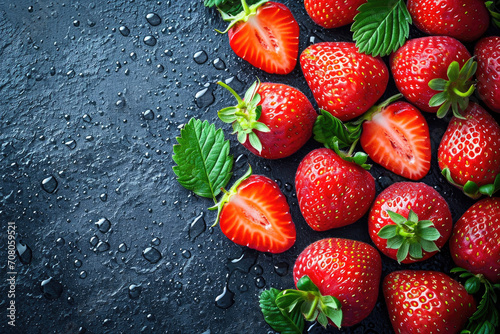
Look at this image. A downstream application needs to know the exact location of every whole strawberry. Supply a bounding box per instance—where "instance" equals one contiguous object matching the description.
[217,80,317,159]
[383,270,476,334]
[475,36,500,113]
[295,148,375,231]
[390,36,473,118]
[407,0,489,42]
[438,102,500,198]
[304,0,366,29]
[301,42,389,121]
[450,197,500,283]
[368,182,453,263]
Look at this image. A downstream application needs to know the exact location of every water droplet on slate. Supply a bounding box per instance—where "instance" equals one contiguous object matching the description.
[143,247,162,264]
[95,241,110,252]
[255,276,266,288]
[41,277,63,300]
[67,69,76,78]
[73,20,80,27]
[82,114,92,123]
[74,259,82,268]
[99,193,108,202]
[79,271,87,279]
[143,109,154,120]
[16,241,33,264]
[143,35,157,47]
[128,284,142,299]
[89,236,99,247]
[193,50,208,64]
[224,76,245,93]
[146,13,161,26]
[119,26,130,36]
[65,139,77,150]
[130,52,137,60]
[41,175,58,193]
[118,243,128,253]
[284,182,293,192]
[213,58,226,70]
[252,264,263,276]
[95,218,111,233]
[151,237,161,246]
[50,66,56,76]
[274,262,289,277]
[181,250,191,259]
[195,87,214,108]
[28,6,33,12]
[227,250,258,274]
[189,212,206,240]
[215,283,234,309]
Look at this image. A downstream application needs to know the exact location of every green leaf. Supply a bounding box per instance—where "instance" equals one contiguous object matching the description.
[465,277,482,294]
[396,241,410,263]
[259,289,305,334]
[419,227,441,241]
[420,239,439,253]
[409,242,423,259]
[378,225,398,239]
[172,118,233,201]
[352,0,411,57]
[479,174,500,197]
[313,110,361,151]
[297,276,320,293]
[387,235,404,249]
[276,290,306,313]
[205,0,265,16]
[486,0,500,28]
[387,210,407,226]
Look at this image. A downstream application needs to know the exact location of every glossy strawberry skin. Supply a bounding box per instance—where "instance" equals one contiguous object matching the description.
[368,182,453,263]
[360,101,431,180]
[228,2,299,75]
[390,36,470,113]
[304,0,366,29]
[295,148,376,231]
[219,175,296,253]
[301,42,389,121]
[293,238,382,327]
[407,0,489,42]
[438,103,500,188]
[243,83,317,159]
[383,270,476,334]
[475,36,500,113]
[449,197,500,283]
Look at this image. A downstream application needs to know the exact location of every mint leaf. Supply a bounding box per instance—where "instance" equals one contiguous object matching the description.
[260,289,304,334]
[352,0,411,57]
[172,118,233,201]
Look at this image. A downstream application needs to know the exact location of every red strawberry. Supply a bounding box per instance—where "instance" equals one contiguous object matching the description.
[368,182,453,263]
[301,42,389,121]
[293,238,382,327]
[360,97,431,181]
[449,197,500,283]
[475,36,500,113]
[390,36,473,117]
[438,102,500,198]
[213,167,296,253]
[407,0,489,42]
[217,80,317,159]
[304,0,366,29]
[383,270,476,334]
[218,0,299,74]
[295,148,375,231]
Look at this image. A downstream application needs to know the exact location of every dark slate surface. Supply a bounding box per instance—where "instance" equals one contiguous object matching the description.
[1,1,499,333]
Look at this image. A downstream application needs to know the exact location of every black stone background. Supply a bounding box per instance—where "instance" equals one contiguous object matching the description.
[0,1,499,333]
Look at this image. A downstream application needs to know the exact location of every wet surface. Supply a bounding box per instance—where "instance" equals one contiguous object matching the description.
[0,1,499,333]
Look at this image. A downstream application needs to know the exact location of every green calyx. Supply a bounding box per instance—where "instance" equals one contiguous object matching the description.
[378,209,441,263]
[208,164,253,226]
[215,0,269,34]
[451,267,500,334]
[486,0,500,28]
[428,57,477,119]
[260,275,343,333]
[441,168,500,199]
[217,80,270,153]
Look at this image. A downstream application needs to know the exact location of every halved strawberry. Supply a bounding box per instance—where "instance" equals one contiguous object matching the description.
[212,167,296,253]
[216,0,299,75]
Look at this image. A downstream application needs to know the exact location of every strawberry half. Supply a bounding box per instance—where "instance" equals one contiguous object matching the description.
[217,0,299,74]
[383,270,476,334]
[475,36,500,113]
[304,0,366,29]
[211,166,296,253]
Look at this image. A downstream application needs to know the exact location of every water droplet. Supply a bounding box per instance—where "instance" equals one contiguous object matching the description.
[67,69,76,78]
[65,139,77,150]
[143,109,154,120]
[224,76,245,93]
[151,237,161,246]
[41,175,58,193]
[74,259,82,268]
[79,271,87,279]
[238,284,249,292]
[174,281,183,290]
[274,262,289,277]
[227,250,258,274]
[118,243,128,253]
[16,241,32,264]
[143,35,157,47]
[181,249,191,259]
[156,64,164,72]
[41,277,63,300]
[73,20,80,27]
[213,58,226,70]
[28,6,34,12]
[95,218,111,233]
[193,50,208,64]
[56,237,65,246]
[128,284,142,299]
[130,52,137,61]
[89,235,99,247]
[195,86,214,108]
[255,276,266,288]
[82,114,92,123]
[119,26,130,37]
[143,247,162,264]
[252,264,263,276]
[99,193,108,202]
[284,182,293,192]
[146,13,161,26]
[215,283,234,309]
[189,212,206,240]
[95,241,110,252]
[235,154,248,169]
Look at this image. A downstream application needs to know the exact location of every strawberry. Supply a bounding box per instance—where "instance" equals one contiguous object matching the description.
[407,0,490,42]
[304,0,366,29]
[438,102,500,198]
[295,148,375,231]
[211,167,296,253]
[214,0,299,74]
[475,36,500,113]
[368,182,453,263]
[217,80,317,159]
[390,36,474,118]
[300,42,389,121]
[450,197,500,283]
[383,270,476,334]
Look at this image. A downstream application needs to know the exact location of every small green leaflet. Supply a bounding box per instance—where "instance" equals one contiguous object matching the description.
[352,0,412,57]
[259,289,304,334]
[204,0,263,17]
[486,0,500,28]
[172,118,233,201]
